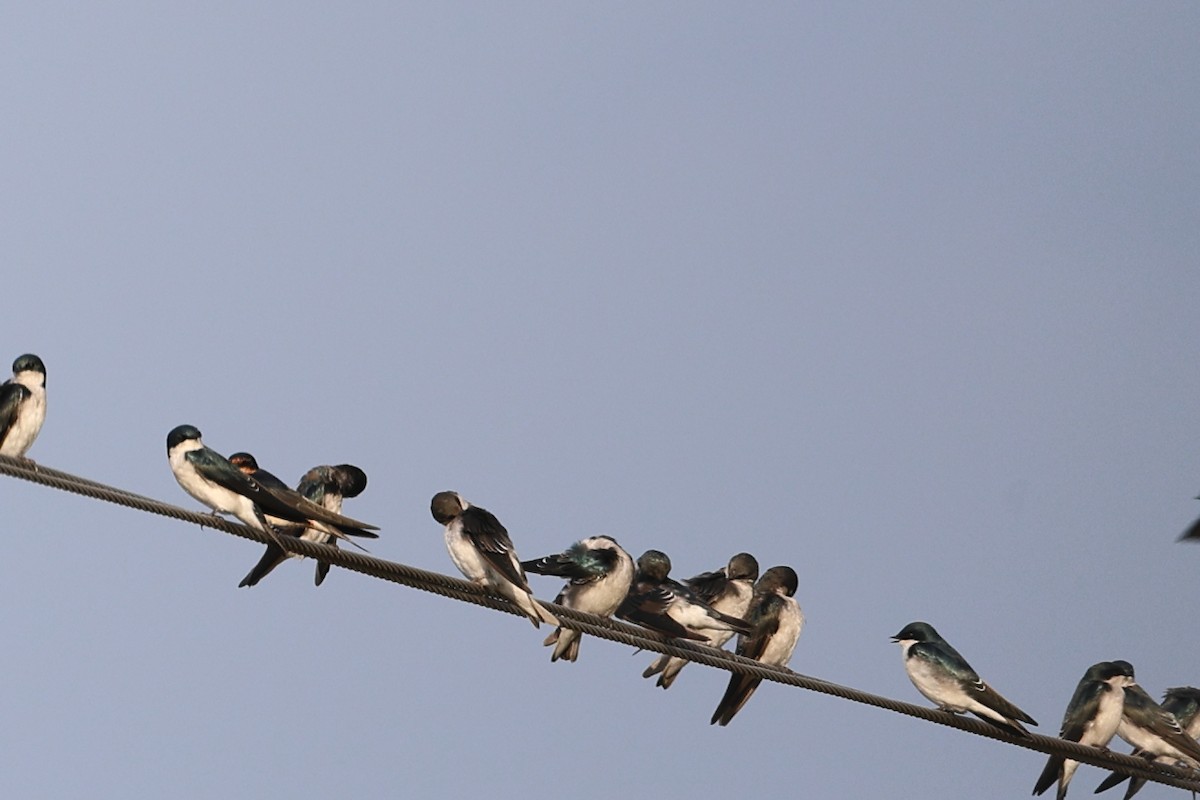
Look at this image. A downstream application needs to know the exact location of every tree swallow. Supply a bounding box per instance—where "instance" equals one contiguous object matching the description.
[891,621,1037,737]
[235,458,369,588]
[643,552,759,689]
[710,565,803,727]
[617,550,753,643]
[1162,686,1200,739]
[521,535,635,662]
[0,354,46,458]
[1032,660,1136,800]
[166,425,380,546]
[430,491,558,628]
[1094,683,1200,799]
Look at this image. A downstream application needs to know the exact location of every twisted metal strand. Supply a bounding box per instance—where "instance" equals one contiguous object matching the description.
[1,454,1197,793]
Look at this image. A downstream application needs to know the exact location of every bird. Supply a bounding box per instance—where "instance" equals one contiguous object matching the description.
[617,550,753,643]
[643,552,759,688]
[1162,686,1200,739]
[891,621,1037,736]
[430,491,558,628]
[1093,684,1200,799]
[1177,488,1200,541]
[166,426,380,546]
[521,535,635,662]
[1032,660,1136,800]
[236,458,369,587]
[711,565,803,727]
[0,353,46,458]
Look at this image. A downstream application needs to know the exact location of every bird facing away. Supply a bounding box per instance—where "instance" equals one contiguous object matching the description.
[0,353,46,458]
[643,552,759,688]
[166,426,379,546]
[236,458,369,587]
[521,535,635,662]
[1032,660,1136,800]
[891,621,1037,737]
[710,565,803,727]
[1093,683,1200,800]
[431,490,558,628]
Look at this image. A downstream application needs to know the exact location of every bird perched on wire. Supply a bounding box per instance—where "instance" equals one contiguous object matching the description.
[711,565,803,726]
[0,354,46,458]
[1094,684,1200,800]
[891,621,1037,737]
[431,491,558,628]
[166,425,380,547]
[522,535,635,662]
[1032,660,1136,800]
[617,550,753,643]
[642,552,759,688]
[235,457,370,587]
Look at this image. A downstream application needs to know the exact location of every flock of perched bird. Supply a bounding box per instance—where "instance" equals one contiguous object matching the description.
[2,352,1200,796]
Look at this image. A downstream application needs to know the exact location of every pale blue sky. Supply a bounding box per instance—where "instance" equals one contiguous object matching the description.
[2,3,1199,798]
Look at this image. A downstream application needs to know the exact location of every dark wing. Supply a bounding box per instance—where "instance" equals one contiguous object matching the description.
[523,551,601,581]
[1094,753,1152,798]
[667,578,753,634]
[736,594,785,661]
[1031,755,1063,796]
[0,381,29,445]
[249,467,290,491]
[238,525,307,587]
[1179,515,1200,541]
[710,672,763,726]
[1060,680,1108,741]
[459,505,527,589]
[186,448,280,503]
[257,484,380,537]
[617,583,707,641]
[974,683,1038,727]
[238,542,289,588]
[684,569,728,604]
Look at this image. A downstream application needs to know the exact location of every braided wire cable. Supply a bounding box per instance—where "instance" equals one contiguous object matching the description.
[2,453,1198,793]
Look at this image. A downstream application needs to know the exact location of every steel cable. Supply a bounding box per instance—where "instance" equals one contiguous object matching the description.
[1,453,1198,793]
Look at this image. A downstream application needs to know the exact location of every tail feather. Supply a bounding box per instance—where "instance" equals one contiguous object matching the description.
[238,543,288,588]
[509,587,560,629]
[1033,756,1062,797]
[657,658,686,689]
[711,674,762,726]
[643,655,669,679]
[551,629,581,662]
[1121,776,1147,800]
[1094,770,1130,795]
[974,713,1031,737]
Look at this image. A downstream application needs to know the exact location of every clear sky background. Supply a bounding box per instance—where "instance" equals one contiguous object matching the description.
[1,3,1198,798]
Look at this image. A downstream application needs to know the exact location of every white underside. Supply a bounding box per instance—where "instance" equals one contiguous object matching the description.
[168,441,263,530]
[0,382,45,457]
[759,596,803,667]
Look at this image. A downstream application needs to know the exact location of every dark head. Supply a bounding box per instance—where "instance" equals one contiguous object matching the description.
[892,621,939,644]
[12,354,45,383]
[727,552,760,582]
[756,565,798,597]
[166,424,202,452]
[1162,687,1200,722]
[1164,687,1200,705]
[228,452,259,474]
[1084,660,1136,686]
[333,464,368,497]
[636,550,672,582]
[431,491,466,525]
[1108,660,1136,682]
